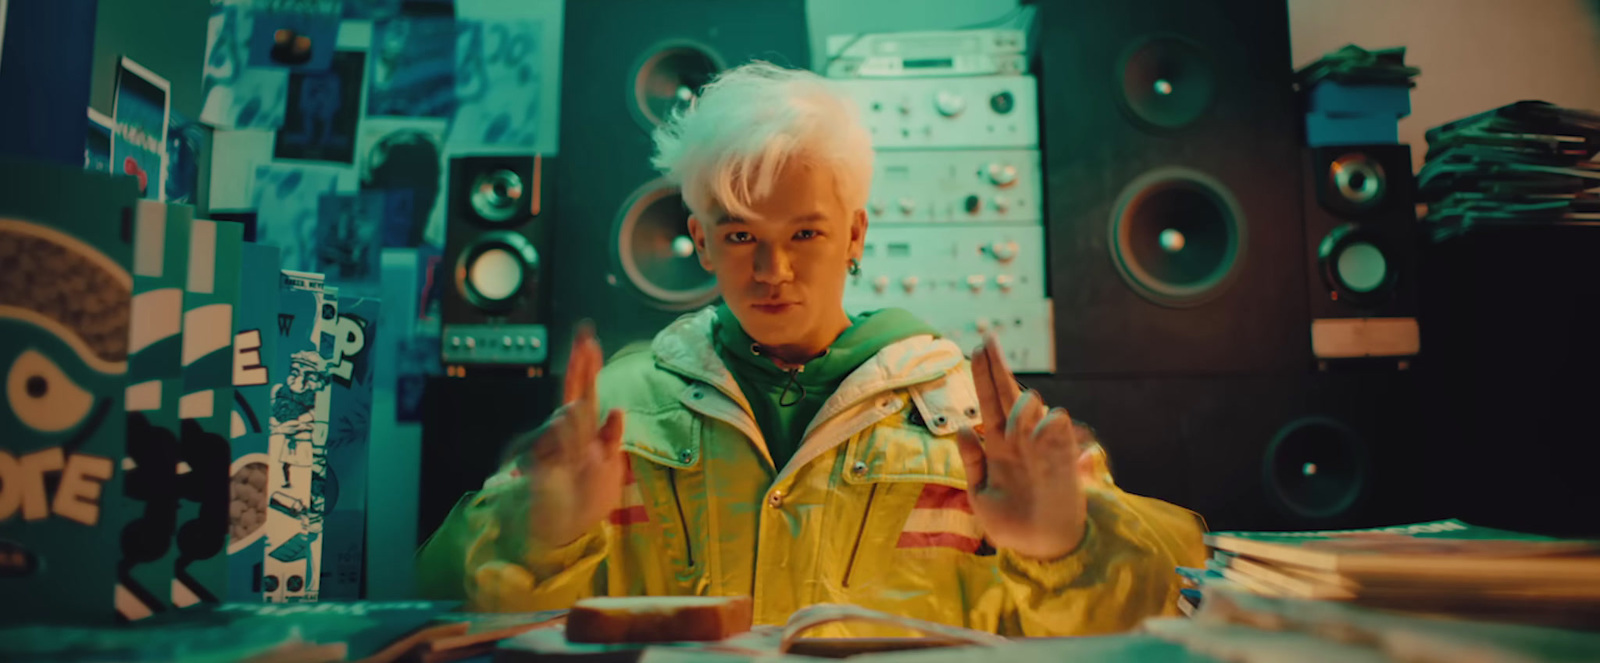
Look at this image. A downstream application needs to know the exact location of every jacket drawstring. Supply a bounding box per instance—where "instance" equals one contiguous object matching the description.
[750,343,821,407]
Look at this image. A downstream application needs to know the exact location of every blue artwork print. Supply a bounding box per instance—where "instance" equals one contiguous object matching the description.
[86,109,113,174]
[248,0,341,73]
[165,110,204,205]
[342,0,400,19]
[449,20,542,149]
[253,165,345,273]
[315,192,385,296]
[200,0,288,129]
[367,18,456,119]
[111,58,169,201]
[275,51,365,164]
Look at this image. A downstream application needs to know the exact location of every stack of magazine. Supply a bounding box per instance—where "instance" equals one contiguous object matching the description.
[1180,519,1600,630]
[1417,100,1600,240]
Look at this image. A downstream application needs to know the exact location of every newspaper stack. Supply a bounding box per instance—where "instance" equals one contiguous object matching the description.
[1416,101,1600,241]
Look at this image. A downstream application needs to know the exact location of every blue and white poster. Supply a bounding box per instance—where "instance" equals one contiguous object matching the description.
[367,18,456,119]
[342,0,400,19]
[314,192,386,295]
[275,50,364,164]
[200,0,289,130]
[87,108,114,174]
[112,57,170,201]
[448,19,541,150]
[253,164,350,273]
[248,0,341,73]
[357,119,446,248]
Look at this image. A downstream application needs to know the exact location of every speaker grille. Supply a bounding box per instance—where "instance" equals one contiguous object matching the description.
[631,42,723,131]
[613,180,718,310]
[1109,167,1245,307]
[1263,416,1369,520]
[454,231,539,312]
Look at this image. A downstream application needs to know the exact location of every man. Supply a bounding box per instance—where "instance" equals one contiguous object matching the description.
[417,61,1206,637]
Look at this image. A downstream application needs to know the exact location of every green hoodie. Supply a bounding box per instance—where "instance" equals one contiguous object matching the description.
[713,303,940,471]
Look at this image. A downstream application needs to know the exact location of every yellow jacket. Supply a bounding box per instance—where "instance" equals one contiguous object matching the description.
[416,308,1207,637]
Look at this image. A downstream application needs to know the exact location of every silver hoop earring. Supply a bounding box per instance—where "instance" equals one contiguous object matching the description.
[848,258,861,276]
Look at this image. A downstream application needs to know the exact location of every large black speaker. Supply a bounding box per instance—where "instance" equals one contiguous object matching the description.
[1034,0,1308,377]
[440,155,551,372]
[1302,144,1422,363]
[549,0,811,364]
[1033,371,1438,532]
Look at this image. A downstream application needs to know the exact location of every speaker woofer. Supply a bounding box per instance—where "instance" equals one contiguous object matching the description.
[1263,416,1369,520]
[1317,224,1397,308]
[1109,167,1245,307]
[630,42,723,131]
[468,168,527,224]
[613,179,719,310]
[1117,35,1217,131]
[455,231,539,312]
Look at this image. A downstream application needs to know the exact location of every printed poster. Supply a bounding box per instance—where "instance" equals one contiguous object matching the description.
[448,19,542,150]
[265,271,339,602]
[174,219,244,607]
[321,295,381,599]
[253,163,351,273]
[367,18,455,119]
[315,192,386,296]
[200,0,289,130]
[275,50,364,164]
[0,159,138,626]
[112,57,170,201]
[87,108,114,173]
[358,119,446,248]
[227,242,280,602]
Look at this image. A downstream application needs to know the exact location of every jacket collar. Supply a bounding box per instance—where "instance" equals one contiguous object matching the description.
[649,306,967,428]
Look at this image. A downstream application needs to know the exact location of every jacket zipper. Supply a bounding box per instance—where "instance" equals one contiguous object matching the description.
[841,483,878,589]
[666,468,695,569]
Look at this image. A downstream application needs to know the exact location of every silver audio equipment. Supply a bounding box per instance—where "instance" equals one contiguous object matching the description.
[867,149,1042,224]
[834,76,1039,150]
[845,224,1053,372]
[825,29,1027,79]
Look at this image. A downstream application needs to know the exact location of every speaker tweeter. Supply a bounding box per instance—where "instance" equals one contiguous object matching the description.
[1117,35,1217,131]
[631,42,724,131]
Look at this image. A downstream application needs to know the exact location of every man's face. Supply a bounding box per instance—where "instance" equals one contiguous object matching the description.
[286,363,324,394]
[688,159,866,350]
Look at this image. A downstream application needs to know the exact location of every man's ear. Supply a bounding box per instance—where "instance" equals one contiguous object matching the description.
[687,215,714,271]
[849,207,868,261]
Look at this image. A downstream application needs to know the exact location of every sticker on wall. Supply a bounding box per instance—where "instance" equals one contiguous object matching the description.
[200,0,289,130]
[248,0,342,73]
[367,17,456,119]
[275,50,366,165]
[87,108,114,174]
[112,57,170,202]
[447,19,542,151]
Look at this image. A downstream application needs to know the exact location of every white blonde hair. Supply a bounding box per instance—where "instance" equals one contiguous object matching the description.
[650,60,874,221]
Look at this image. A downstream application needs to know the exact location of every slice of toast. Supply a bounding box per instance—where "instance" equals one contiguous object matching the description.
[565,596,754,644]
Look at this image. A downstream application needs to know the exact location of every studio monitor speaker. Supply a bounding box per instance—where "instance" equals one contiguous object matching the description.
[550,0,810,366]
[1302,144,1421,363]
[1035,0,1308,376]
[1035,372,1435,532]
[441,155,551,371]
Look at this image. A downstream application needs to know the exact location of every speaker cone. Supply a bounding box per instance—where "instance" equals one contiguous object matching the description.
[1263,416,1368,520]
[631,42,723,130]
[455,231,539,312]
[614,180,719,310]
[1317,224,1396,308]
[1109,167,1245,307]
[1325,152,1387,215]
[469,168,526,223]
[1117,35,1217,131]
